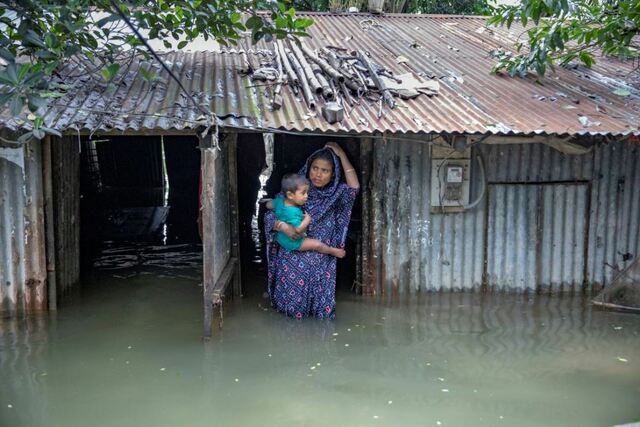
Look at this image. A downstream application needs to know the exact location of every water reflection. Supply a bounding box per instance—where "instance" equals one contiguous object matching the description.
[1,250,639,426]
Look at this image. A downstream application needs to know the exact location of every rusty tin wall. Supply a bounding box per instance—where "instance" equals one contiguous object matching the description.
[367,138,640,294]
[0,138,47,313]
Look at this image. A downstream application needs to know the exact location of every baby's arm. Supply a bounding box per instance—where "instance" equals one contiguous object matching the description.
[295,212,311,234]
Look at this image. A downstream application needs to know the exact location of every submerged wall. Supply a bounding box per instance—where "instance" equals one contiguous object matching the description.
[367,138,640,294]
[0,138,47,313]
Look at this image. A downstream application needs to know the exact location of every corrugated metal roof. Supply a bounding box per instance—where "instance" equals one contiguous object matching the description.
[0,13,638,136]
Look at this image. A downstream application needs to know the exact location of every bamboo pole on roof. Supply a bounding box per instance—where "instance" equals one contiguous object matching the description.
[276,40,298,86]
[285,47,315,109]
[288,39,322,95]
[357,50,395,108]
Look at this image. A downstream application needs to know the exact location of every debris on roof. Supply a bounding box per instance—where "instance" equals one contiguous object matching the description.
[247,37,439,120]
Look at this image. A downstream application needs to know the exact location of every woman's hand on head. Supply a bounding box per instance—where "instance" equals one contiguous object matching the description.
[325,142,346,158]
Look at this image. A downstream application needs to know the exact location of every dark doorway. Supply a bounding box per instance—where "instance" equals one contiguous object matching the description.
[79,135,201,272]
[235,133,362,296]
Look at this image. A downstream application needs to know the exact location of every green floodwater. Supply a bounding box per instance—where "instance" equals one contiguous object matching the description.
[1,244,640,427]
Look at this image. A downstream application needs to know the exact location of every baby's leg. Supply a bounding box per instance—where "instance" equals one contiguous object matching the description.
[299,238,346,258]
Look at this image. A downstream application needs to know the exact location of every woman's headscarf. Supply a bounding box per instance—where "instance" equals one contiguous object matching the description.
[298,148,351,245]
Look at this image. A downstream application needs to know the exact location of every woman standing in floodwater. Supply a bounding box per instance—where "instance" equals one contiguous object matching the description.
[264,142,359,319]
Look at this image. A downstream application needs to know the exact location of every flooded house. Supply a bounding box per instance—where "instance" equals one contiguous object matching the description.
[1,13,639,331]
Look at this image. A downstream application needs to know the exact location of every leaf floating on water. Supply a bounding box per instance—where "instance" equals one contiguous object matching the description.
[332,333,339,336]
[388,400,393,404]
[438,377,445,382]
[160,368,166,371]
[616,357,628,363]
[344,343,350,347]
[7,404,13,409]
[235,378,239,382]
[613,88,631,97]
[373,415,379,419]
[441,389,449,392]
[613,326,622,330]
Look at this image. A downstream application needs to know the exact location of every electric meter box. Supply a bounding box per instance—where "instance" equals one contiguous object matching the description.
[430,142,471,213]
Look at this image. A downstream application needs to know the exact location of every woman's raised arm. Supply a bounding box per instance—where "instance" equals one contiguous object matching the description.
[325,142,360,189]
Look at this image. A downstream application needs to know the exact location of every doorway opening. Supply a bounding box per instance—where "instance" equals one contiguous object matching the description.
[78,135,202,282]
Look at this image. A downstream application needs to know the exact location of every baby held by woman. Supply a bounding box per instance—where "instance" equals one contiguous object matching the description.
[266,173,345,258]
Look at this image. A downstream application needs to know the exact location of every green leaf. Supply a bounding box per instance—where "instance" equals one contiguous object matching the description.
[23,71,45,87]
[41,127,62,137]
[96,14,121,28]
[100,63,120,81]
[613,88,631,97]
[27,95,47,112]
[17,64,30,82]
[18,132,34,144]
[578,51,593,68]
[177,40,188,49]
[294,18,314,29]
[230,12,241,23]
[9,95,23,116]
[0,92,12,107]
[275,16,288,29]
[23,30,47,48]
[32,128,45,139]
[35,49,57,59]
[0,48,14,62]
[6,62,18,85]
[163,40,172,49]
[246,15,262,30]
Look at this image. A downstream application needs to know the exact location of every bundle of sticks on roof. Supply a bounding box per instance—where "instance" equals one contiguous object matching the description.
[248,37,400,114]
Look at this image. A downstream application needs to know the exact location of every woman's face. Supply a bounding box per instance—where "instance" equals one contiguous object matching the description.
[309,158,333,188]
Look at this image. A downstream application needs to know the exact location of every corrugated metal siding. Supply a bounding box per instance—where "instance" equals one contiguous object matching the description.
[370,135,485,293]
[367,139,640,294]
[485,183,588,291]
[0,138,47,313]
[588,142,640,286]
[52,136,81,296]
[486,185,540,290]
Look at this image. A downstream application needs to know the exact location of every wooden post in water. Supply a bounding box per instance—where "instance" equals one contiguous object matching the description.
[227,133,242,297]
[42,136,57,310]
[201,145,216,339]
[360,137,374,295]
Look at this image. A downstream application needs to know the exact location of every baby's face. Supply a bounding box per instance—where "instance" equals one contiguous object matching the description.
[288,184,309,206]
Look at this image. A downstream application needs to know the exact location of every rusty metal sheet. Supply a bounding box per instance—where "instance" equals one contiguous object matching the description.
[367,138,640,294]
[0,14,638,136]
[0,137,47,313]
